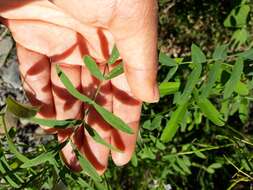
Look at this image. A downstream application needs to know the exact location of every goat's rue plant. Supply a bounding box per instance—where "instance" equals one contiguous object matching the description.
[0,46,128,189]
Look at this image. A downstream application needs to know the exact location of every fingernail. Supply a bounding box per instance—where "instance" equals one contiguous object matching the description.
[152,84,160,103]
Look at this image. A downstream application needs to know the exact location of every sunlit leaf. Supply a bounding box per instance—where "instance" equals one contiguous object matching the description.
[93,104,133,134]
[163,66,178,82]
[108,45,120,65]
[224,4,250,27]
[76,149,101,182]
[31,117,83,129]
[131,153,138,167]
[159,52,177,66]
[57,65,132,134]
[196,97,225,126]
[105,63,124,80]
[235,81,249,96]
[56,65,93,104]
[161,103,188,142]
[84,56,105,81]
[85,124,121,152]
[179,63,202,104]
[159,82,180,97]
[191,44,206,64]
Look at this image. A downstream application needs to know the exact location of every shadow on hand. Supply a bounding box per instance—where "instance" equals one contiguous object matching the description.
[0,0,36,12]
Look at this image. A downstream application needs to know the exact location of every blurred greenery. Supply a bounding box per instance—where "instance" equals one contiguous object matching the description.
[1,0,253,189]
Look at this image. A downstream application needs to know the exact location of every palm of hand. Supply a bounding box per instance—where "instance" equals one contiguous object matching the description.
[0,0,158,174]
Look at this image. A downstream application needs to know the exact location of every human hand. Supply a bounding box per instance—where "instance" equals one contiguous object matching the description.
[0,0,159,174]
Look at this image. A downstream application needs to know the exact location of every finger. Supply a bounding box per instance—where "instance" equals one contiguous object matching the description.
[16,43,56,133]
[50,59,83,171]
[81,65,112,174]
[1,2,115,64]
[110,71,142,166]
[3,19,78,58]
[109,0,159,103]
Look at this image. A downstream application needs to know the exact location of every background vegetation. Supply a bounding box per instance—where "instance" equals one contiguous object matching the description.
[0,0,253,189]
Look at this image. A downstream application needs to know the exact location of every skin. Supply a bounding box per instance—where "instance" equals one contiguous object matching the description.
[0,0,159,174]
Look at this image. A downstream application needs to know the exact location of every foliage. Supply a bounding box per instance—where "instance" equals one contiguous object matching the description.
[0,0,253,189]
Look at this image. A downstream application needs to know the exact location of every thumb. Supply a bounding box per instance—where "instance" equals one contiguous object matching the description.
[109,0,159,103]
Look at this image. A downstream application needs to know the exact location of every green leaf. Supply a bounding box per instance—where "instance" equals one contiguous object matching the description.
[131,152,138,167]
[182,156,191,166]
[191,146,206,159]
[77,177,95,190]
[161,103,188,142]
[56,65,93,104]
[183,44,204,102]
[176,157,191,174]
[138,147,156,160]
[142,120,151,130]
[0,154,24,187]
[6,97,38,118]
[0,160,21,188]
[239,98,249,123]
[179,63,202,105]
[201,61,221,98]
[84,56,105,81]
[143,116,162,131]
[191,44,206,64]
[230,28,249,49]
[56,65,133,134]
[208,163,222,169]
[163,66,178,82]
[151,115,163,130]
[85,125,121,152]
[1,116,29,163]
[105,63,124,80]
[213,45,228,60]
[21,151,55,168]
[237,48,253,60]
[235,81,249,96]
[206,167,215,174]
[93,104,133,134]
[21,141,68,168]
[224,4,250,27]
[155,140,166,150]
[159,52,177,66]
[108,45,120,65]
[224,58,244,99]
[159,82,180,97]
[31,117,83,129]
[195,97,225,126]
[76,150,101,182]
[171,163,185,175]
